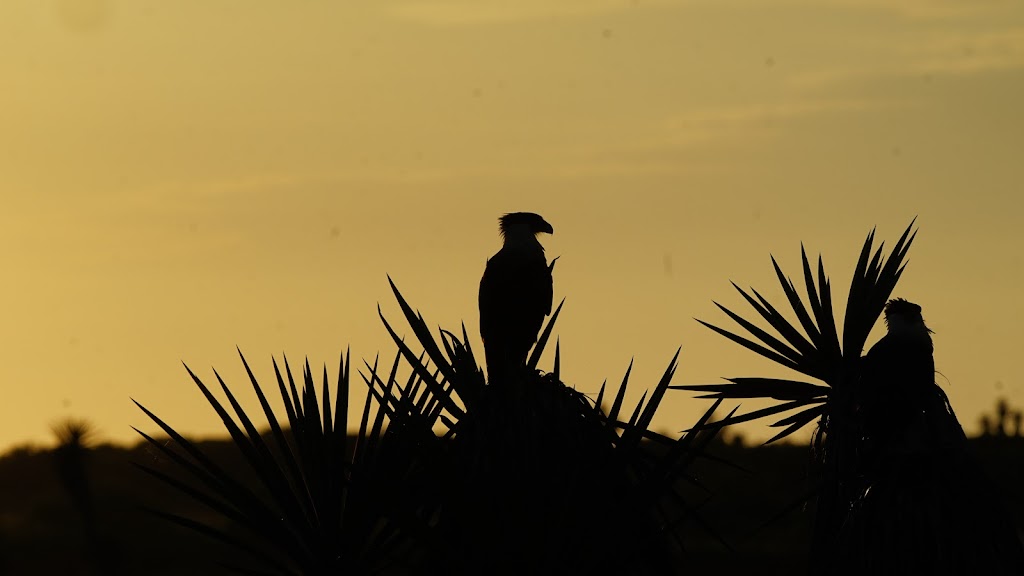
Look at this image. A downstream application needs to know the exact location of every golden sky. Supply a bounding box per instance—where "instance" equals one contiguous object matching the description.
[2,0,1023,451]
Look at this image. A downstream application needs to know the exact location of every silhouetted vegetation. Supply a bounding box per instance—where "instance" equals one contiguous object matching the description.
[123,279,733,575]
[5,221,1022,575]
[2,432,1022,575]
[50,418,126,574]
[680,221,1024,574]
[980,397,1024,438]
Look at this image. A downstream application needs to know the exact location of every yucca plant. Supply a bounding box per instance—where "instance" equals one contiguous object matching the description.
[133,348,443,575]
[53,417,102,569]
[52,418,126,573]
[53,418,99,536]
[379,278,731,575]
[673,220,917,558]
[135,276,732,575]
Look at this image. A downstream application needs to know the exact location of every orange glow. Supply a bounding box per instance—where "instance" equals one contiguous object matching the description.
[1,0,1023,451]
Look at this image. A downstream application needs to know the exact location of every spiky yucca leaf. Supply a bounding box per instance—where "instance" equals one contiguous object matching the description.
[138,276,737,575]
[674,220,916,442]
[381,279,735,570]
[133,349,438,575]
[378,278,564,432]
[596,357,737,556]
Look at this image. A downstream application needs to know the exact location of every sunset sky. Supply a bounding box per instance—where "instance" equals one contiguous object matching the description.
[1,0,1023,452]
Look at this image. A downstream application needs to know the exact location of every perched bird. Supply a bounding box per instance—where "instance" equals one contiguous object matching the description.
[864,298,934,381]
[828,298,1024,576]
[478,212,555,383]
[857,298,956,449]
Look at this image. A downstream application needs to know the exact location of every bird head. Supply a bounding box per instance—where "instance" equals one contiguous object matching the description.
[884,298,933,336]
[499,212,553,243]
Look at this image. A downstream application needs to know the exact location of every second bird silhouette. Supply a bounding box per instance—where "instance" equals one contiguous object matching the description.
[478,212,556,383]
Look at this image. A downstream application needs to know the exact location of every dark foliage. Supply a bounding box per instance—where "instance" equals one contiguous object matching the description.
[130,277,731,574]
[676,221,1024,574]
[674,222,915,546]
[675,221,916,444]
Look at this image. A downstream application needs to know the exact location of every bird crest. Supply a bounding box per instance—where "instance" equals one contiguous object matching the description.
[883,298,932,336]
[498,212,554,240]
[883,298,921,320]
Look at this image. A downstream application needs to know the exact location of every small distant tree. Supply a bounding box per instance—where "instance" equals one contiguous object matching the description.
[979,397,1023,438]
[52,418,98,539]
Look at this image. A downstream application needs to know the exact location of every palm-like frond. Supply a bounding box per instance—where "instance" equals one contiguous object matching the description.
[133,349,438,575]
[378,280,734,572]
[138,276,737,574]
[674,220,917,443]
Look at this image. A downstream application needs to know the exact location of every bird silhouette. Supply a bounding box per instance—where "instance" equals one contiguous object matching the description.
[478,212,555,383]
[829,298,1024,576]
[858,298,959,452]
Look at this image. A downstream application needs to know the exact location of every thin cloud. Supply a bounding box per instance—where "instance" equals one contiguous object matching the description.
[764,0,1017,22]
[535,97,879,180]
[788,26,1024,93]
[388,0,1015,26]
[387,0,680,26]
[913,27,1024,74]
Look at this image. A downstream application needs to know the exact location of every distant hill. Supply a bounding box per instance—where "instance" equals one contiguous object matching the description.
[1,434,1020,575]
